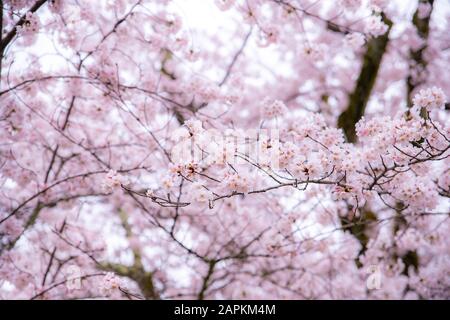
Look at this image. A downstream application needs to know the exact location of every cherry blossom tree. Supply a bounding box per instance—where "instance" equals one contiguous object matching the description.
[0,0,449,300]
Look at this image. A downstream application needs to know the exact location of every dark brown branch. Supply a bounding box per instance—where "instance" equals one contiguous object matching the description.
[337,13,393,143]
[0,0,48,52]
[406,0,435,107]
[198,260,216,300]
[42,247,57,286]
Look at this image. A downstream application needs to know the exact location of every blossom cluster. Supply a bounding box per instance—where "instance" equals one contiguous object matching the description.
[137,88,449,215]
[412,87,446,112]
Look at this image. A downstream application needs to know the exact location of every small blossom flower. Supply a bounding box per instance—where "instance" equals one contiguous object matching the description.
[146,189,155,197]
[412,87,446,112]
[49,0,63,13]
[417,2,432,19]
[302,43,326,60]
[345,33,366,50]
[279,142,297,168]
[365,15,388,37]
[370,0,388,12]
[100,272,121,296]
[257,25,279,47]
[17,12,40,36]
[223,172,250,193]
[184,119,204,136]
[261,98,288,118]
[102,170,128,193]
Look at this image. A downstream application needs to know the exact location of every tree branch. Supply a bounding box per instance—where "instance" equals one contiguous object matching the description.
[406,0,435,107]
[0,0,47,52]
[337,13,393,143]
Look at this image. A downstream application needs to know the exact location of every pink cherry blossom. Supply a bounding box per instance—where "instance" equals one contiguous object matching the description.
[365,15,389,37]
[412,86,446,111]
[345,33,366,50]
[100,272,122,296]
